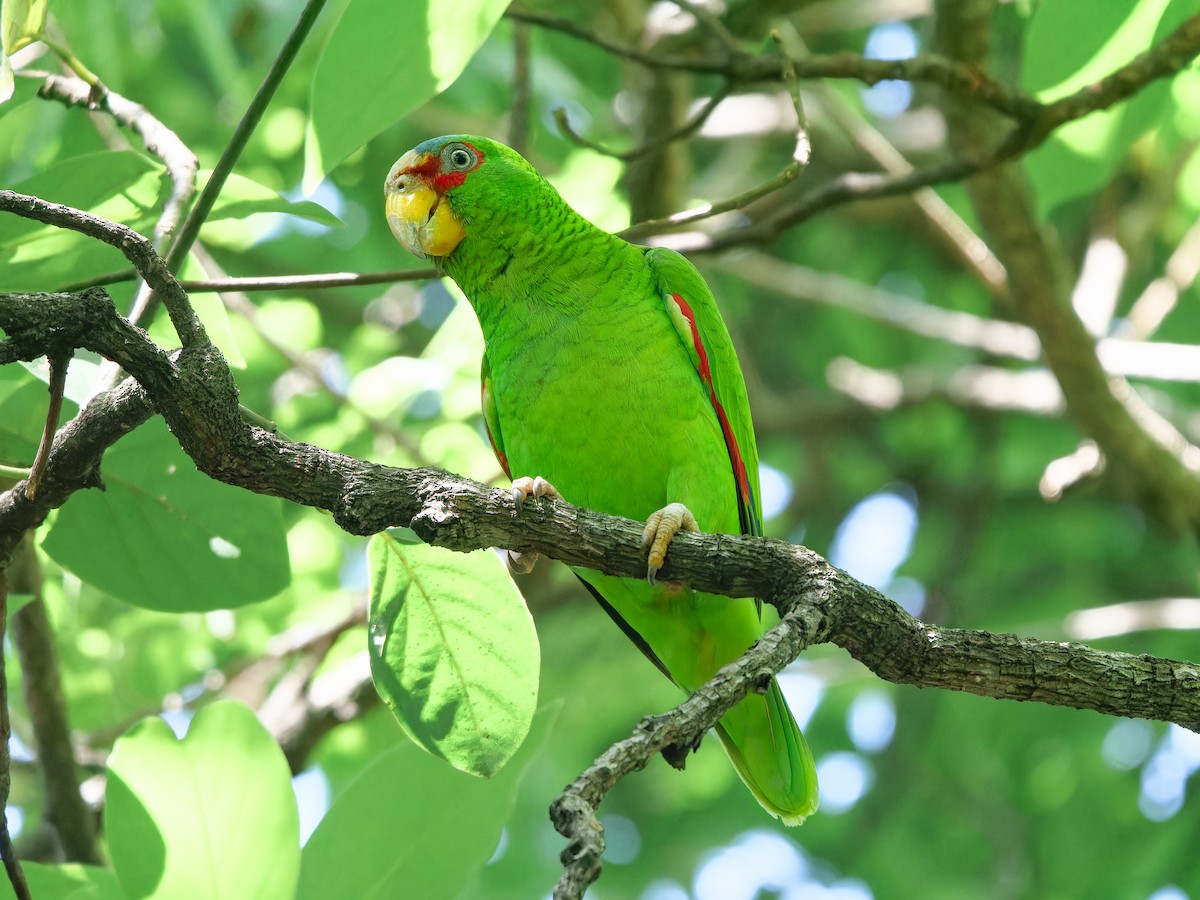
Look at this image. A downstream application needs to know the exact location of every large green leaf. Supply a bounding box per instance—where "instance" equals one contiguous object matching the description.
[0,150,164,290]
[105,700,300,900]
[0,150,159,247]
[0,0,47,103]
[296,704,557,900]
[0,862,125,900]
[0,364,55,466]
[204,171,341,227]
[41,417,290,612]
[367,531,540,778]
[1021,0,1197,217]
[304,0,509,187]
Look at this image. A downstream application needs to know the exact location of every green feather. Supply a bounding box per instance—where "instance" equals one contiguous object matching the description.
[393,134,818,824]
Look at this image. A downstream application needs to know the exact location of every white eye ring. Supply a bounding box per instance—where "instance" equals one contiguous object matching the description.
[445,145,475,170]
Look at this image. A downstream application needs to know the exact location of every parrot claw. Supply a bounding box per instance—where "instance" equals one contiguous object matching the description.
[506,476,561,574]
[641,502,699,586]
[510,475,559,509]
[506,549,539,574]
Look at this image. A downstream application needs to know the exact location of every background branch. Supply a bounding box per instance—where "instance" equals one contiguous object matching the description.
[937,2,1200,533]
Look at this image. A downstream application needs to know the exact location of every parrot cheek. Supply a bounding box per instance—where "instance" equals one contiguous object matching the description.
[386,186,436,258]
[385,186,465,258]
[421,201,466,256]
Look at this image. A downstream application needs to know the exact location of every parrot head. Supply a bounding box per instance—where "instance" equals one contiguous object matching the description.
[384,135,539,260]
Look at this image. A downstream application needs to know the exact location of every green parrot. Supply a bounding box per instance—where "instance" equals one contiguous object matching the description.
[384,135,818,825]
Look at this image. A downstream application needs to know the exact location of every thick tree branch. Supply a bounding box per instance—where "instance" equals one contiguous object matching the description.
[2,266,1198,898]
[0,285,1195,727]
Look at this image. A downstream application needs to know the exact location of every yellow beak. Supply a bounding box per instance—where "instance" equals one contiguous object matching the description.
[384,154,466,259]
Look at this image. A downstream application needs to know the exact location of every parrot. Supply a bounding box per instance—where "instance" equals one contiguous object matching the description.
[384,135,818,825]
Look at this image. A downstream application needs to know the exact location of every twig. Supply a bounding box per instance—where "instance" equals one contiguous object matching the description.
[621,144,807,240]
[25,351,69,500]
[554,84,732,162]
[1032,14,1200,146]
[672,158,981,252]
[0,569,32,900]
[9,539,101,863]
[0,191,206,350]
[509,20,533,156]
[805,78,1007,295]
[506,5,1041,124]
[130,0,330,328]
[35,72,198,252]
[60,267,441,294]
[552,597,823,898]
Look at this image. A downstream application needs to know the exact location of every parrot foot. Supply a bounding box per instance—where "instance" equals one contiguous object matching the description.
[507,476,561,574]
[511,475,559,508]
[641,502,699,586]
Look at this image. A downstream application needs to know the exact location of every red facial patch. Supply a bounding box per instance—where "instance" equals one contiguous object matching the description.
[399,142,486,195]
[432,141,485,193]
[399,153,441,181]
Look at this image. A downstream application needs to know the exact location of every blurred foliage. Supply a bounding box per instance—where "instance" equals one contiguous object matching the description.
[1,0,1200,898]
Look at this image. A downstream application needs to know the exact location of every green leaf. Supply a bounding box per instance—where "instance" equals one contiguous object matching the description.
[0,150,164,290]
[0,150,159,247]
[1,0,47,102]
[106,700,300,900]
[0,862,125,900]
[1,0,47,53]
[296,703,558,900]
[41,417,290,612]
[204,171,341,227]
[1021,0,1196,217]
[367,533,540,778]
[0,364,56,465]
[304,0,509,187]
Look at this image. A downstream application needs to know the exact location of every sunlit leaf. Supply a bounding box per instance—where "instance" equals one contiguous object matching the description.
[204,171,341,227]
[304,0,509,188]
[1021,0,1195,216]
[41,417,290,612]
[0,862,124,900]
[106,700,300,900]
[296,704,557,900]
[367,532,540,778]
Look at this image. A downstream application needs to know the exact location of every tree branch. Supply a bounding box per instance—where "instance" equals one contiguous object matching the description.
[0,571,31,900]
[0,192,206,349]
[34,72,198,253]
[0,283,1194,722]
[8,539,101,864]
[936,3,1200,533]
[1,264,1198,897]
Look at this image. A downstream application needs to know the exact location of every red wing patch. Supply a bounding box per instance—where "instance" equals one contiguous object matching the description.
[481,377,511,479]
[667,292,758,535]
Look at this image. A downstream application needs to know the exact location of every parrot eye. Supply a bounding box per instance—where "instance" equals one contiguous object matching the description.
[443,143,477,171]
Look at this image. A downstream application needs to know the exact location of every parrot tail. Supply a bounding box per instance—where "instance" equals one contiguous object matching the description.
[713,678,818,826]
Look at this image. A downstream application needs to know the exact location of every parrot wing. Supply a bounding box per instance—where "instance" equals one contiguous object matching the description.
[483,346,674,678]
[481,351,512,480]
[645,246,763,539]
